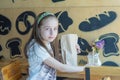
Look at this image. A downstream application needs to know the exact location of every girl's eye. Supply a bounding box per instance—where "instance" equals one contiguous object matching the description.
[45,28,50,30]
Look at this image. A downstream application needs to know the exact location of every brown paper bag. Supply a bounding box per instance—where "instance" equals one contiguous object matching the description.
[61,34,78,66]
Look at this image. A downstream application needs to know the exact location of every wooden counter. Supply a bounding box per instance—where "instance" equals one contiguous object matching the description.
[1,60,120,80]
[57,66,120,80]
[85,66,120,80]
[57,71,85,79]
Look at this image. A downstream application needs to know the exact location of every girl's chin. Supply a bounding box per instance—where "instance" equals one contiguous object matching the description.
[49,40,54,42]
[48,38,56,42]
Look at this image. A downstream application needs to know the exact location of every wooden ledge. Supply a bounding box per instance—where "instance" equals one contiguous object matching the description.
[57,71,85,79]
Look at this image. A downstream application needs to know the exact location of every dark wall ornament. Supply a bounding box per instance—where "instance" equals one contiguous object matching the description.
[16,11,36,35]
[79,11,117,32]
[12,0,15,3]
[12,0,26,3]
[102,61,119,66]
[0,15,11,35]
[77,37,92,56]
[0,45,2,52]
[12,0,65,3]
[52,0,65,2]
[6,38,22,58]
[55,11,73,33]
[0,45,4,60]
[99,33,119,57]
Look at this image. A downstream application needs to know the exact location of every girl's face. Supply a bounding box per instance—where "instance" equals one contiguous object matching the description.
[40,17,58,44]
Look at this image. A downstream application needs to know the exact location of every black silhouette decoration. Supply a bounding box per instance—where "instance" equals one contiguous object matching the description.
[16,11,36,35]
[0,45,2,52]
[77,37,92,56]
[0,15,11,35]
[79,11,117,32]
[0,45,4,59]
[6,38,22,58]
[102,61,119,66]
[12,0,15,3]
[55,11,73,33]
[12,0,65,3]
[52,0,65,2]
[99,33,119,57]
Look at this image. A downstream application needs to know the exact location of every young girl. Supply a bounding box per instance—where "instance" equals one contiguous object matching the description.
[25,12,86,80]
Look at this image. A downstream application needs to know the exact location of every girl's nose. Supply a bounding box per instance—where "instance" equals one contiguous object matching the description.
[50,29,53,35]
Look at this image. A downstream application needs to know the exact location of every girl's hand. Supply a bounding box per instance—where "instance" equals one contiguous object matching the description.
[76,44,81,54]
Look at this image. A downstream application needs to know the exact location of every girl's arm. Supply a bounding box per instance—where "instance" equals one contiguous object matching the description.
[44,56,85,72]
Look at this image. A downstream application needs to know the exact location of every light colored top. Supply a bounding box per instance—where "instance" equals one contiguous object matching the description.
[26,39,56,80]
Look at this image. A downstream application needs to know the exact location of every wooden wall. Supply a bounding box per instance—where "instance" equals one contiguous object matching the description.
[0,0,120,67]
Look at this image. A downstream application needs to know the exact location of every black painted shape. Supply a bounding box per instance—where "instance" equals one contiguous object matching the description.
[0,45,4,59]
[0,45,2,51]
[104,38,118,53]
[79,11,117,32]
[16,11,36,35]
[12,0,15,3]
[0,15,11,35]
[102,61,119,66]
[78,37,92,56]
[99,33,119,57]
[6,38,22,58]
[55,11,73,33]
[52,0,65,2]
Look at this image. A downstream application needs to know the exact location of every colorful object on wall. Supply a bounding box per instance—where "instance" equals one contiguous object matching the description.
[99,33,119,57]
[6,38,22,58]
[55,11,73,33]
[79,11,117,32]
[0,15,11,35]
[16,11,36,35]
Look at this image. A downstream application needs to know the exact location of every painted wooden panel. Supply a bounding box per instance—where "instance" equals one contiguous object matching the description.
[1,0,120,8]
[0,1,120,68]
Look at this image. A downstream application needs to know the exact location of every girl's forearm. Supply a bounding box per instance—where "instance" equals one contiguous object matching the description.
[59,64,85,72]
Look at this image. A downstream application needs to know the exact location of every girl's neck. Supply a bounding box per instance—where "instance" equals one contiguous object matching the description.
[43,41,50,46]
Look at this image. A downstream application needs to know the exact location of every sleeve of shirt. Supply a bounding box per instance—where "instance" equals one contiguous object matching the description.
[34,43,51,62]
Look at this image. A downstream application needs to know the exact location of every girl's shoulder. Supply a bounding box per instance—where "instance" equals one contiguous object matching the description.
[29,39,38,45]
[28,39,38,48]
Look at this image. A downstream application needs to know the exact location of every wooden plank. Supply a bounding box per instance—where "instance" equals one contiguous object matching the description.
[57,71,85,79]
[85,66,120,80]
[88,66,120,76]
